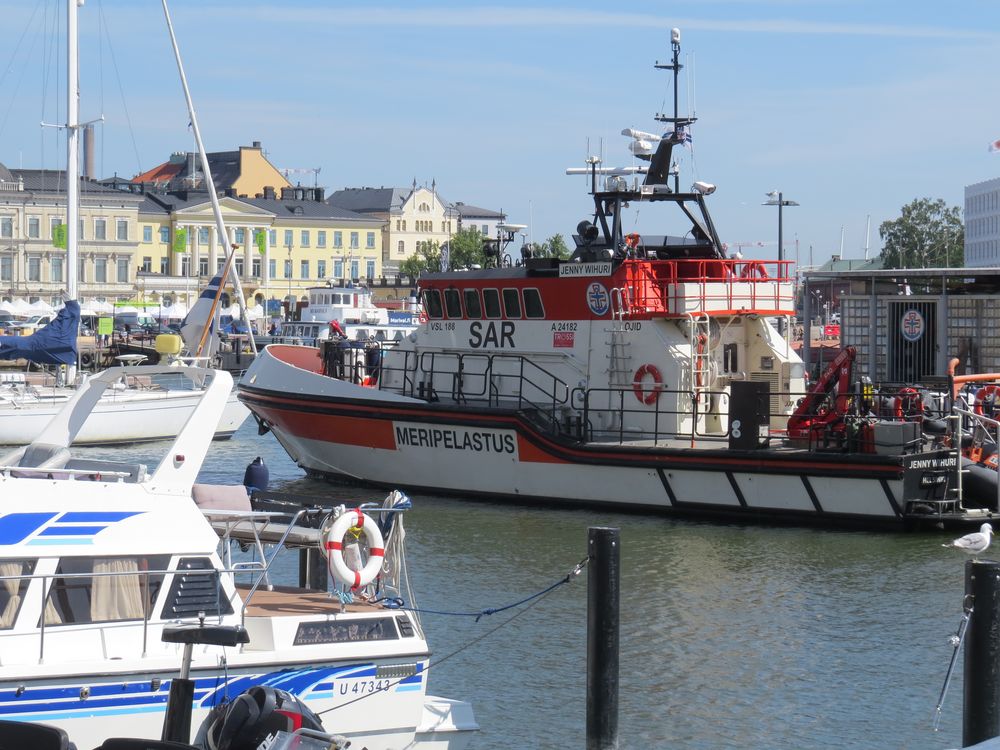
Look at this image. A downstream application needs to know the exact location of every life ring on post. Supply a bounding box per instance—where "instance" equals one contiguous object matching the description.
[975,385,1000,418]
[739,261,769,280]
[322,509,385,590]
[632,364,663,405]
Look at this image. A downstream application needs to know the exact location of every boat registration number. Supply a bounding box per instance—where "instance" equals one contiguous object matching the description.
[338,679,393,696]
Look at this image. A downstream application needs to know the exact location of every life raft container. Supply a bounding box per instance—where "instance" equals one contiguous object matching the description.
[321,509,384,590]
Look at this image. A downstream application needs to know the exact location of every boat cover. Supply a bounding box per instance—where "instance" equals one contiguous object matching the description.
[0,299,79,365]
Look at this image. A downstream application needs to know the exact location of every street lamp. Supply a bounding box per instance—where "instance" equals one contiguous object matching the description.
[763,190,799,335]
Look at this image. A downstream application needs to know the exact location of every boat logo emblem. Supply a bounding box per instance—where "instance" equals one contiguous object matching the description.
[586,283,610,316]
[899,308,925,343]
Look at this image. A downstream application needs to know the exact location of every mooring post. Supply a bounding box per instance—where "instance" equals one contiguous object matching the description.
[587,526,620,750]
[964,559,1000,747]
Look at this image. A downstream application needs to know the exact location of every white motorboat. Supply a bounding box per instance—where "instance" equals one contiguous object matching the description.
[0,364,476,749]
[257,281,419,349]
[0,314,249,446]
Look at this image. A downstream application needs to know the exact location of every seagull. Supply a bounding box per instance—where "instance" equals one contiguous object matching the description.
[943,523,994,557]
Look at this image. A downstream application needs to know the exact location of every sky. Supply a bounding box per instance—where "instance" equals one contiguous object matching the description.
[0,0,998,267]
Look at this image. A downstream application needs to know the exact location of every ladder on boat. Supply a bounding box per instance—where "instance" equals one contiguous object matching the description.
[686,312,712,403]
[608,287,634,388]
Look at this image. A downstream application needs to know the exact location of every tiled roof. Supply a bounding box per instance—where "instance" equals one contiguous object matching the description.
[9,169,140,197]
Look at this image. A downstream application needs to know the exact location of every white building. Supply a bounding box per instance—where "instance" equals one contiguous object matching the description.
[965,177,1000,267]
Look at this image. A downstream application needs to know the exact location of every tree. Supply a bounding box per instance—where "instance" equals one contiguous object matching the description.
[446,228,486,269]
[532,233,571,260]
[879,198,964,269]
[399,240,441,278]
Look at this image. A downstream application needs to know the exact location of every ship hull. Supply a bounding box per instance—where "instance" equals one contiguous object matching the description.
[239,349,965,529]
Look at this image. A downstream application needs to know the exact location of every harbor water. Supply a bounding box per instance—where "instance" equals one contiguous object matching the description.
[83,420,972,749]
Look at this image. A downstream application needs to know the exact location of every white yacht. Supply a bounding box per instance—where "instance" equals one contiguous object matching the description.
[0,365,476,749]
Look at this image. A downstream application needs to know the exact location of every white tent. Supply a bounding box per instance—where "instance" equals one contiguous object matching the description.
[160,303,188,319]
[86,300,114,314]
[114,305,140,315]
[9,299,29,313]
[245,304,265,320]
[28,300,54,314]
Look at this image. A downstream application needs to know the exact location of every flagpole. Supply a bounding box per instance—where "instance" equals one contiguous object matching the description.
[161,0,257,356]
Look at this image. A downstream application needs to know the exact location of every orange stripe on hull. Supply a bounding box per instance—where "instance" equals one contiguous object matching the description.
[517,434,570,464]
[265,408,397,450]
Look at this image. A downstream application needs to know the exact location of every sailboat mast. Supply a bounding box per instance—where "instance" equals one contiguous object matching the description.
[161,0,258,355]
[66,0,80,301]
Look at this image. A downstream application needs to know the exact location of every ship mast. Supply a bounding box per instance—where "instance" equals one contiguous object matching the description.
[653,28,697,192]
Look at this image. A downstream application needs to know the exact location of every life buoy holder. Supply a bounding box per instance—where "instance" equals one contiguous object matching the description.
[894,386,923,421]
[975,385,1000,417]
[632,364,663,405]
[624,233,641,251]
[321,509,385,590]
[739,262,770,280]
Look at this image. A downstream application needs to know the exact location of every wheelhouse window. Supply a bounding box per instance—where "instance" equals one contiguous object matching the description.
[43,555,169,625]
[443,288,462,318]
[523,288,545,318]
[463,289,482,319]
[422,288,443,319]
[0,559,35,629]
[502,288,522,318]
[483,288,502,319]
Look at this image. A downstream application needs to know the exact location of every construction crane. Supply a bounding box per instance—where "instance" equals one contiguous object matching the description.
[280,167,321,186]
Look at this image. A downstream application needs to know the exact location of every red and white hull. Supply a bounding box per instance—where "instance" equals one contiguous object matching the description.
[240,346,962,528]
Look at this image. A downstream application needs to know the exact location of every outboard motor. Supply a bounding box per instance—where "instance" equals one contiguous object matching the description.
[196,686,324,750]
[242,456,269,494]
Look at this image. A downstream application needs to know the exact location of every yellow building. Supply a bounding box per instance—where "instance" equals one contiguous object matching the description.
[328,182,454,271]
[136,188,385,308]
[133,141,291,198]
[0,165,144,304]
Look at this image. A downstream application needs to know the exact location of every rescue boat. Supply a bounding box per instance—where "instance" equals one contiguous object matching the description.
[238,45,990,530]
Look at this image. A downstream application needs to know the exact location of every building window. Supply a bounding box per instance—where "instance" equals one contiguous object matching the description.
[160,256,169,274]
[0,217,12,238]
[235,257,244,276]
[268,259,276,278]
[366,231,376,249]
[350,232,359,249]
[317,230,326,248]
[117,258,129,283]
[401,220,406,231]
[50,216,62,238]
[334,259,343,278]
[269,229,277,246]
[95,257,107,283]
[28,216,41,239]
[317,260,326,278]
[216,258,225,273]
[235,228,245,244]
[301,230,310,247]
[51,256,64,283]
[300,260,309,278]
[366,260,375,279]
[482,224,489,235]
[199,258,208,276]
[350,260,359,279]
[141,257,153,272]
[196,227,208,245]
[181,256,191,276]
[142,225,152,243]
[333,231,343,248]
[160,226,170,244]
[397,240,404,254]
[284,259,292,278]
[116,219,128,241]
[284,230,293,247]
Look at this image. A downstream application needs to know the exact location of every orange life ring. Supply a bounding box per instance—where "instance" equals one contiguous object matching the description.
[418,310,428,323]
[975,385,1000,417]
[739,261,770,280]
[632,364,663,405]
[625,233,641,250]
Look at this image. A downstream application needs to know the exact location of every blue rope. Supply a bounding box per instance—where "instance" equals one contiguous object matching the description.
[378,555,590,622]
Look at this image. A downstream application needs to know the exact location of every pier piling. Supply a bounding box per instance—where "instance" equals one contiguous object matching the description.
[964,559,1000,747]
[587,526,620,750]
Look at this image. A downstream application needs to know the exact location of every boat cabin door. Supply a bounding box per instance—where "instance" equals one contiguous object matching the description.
[886,299,937,383]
